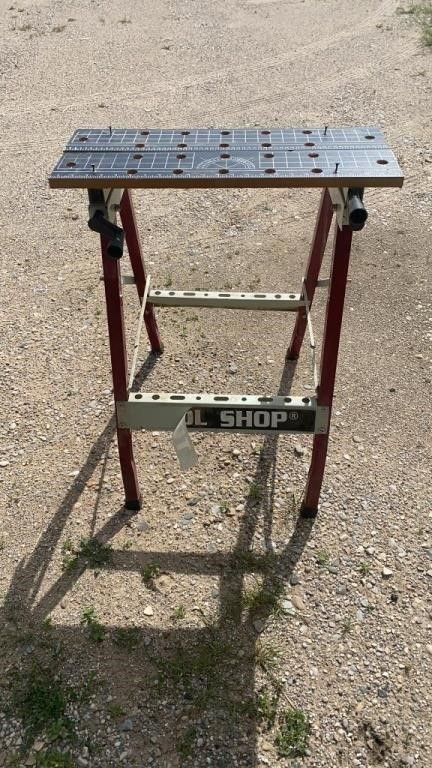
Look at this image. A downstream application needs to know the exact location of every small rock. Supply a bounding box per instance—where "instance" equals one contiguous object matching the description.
[382,567,393,579]
[228,362,238,374]
[253,619,265,633]
[77,759,88,768]
[119,718,133,732]
[137,520,151,532]
[294,444,306,457]
[352,435,362,443]
[0,460,10,468]
[291,594,306,611]
[33,741,44,752]
[289,574,301,586]
[281,599,296,616]
[143,605,154,616]
[426,644,432,657]
[187,497,199,506]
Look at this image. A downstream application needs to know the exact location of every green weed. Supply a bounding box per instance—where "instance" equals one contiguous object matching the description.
[36,752,74,768]
[359,561,371,576]
[80,607,105,643]
[170,604,186,622]
[9,660,74,747]
[248,482,262,501]
[112,626,140,651]
[316,550,330,567]
[176,726,197,758]
[242,580,283,616]
[107,702,126,719]
[275,708,311,758]
[140,561,160,589]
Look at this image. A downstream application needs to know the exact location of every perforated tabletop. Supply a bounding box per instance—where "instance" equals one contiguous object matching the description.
[49,127,403,189]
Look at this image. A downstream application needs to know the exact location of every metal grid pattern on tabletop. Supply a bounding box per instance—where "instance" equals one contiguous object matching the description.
[49,127,404,189]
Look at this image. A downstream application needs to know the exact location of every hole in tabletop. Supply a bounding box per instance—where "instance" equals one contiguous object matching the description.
[151,394,160,400]
[135,143,145,148]
[218,168,229,174]
[302,129,312,134]
[171,395,185,400]
[177,153,186,159]
[308,152,319,158]
[265,168,276,174]
[377,159,388,164]
[181,131,190,135]
[133,153,143,159]
[127,169,137,174]
[365,134,375,139]
[66,161,76,167]
[221,130,231,135]
[264,153,274,158]
[305,142,315,147]
[302,397,310,404]
[220,153,230,159]
[140,131,149,135]
[177,143,187,148]
[214,396,229,401]
[135,394,143,399]
[285,397,292,403]
[220,143,229,148]
[311,168,322,173]
[261,130,271,135]
[262,143,272,148]
[173,168,184,174]
[79,136,88,141]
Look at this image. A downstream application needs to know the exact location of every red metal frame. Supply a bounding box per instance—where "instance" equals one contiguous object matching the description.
[99,191,164,509]
[300,223,353,517]
[98,187,353,516]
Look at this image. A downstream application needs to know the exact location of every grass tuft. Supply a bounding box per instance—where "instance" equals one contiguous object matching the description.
[36,752,75,767]
[80,607,105,643]
[397,3,432,45]
[140,561,160,589]
[62,538,112,571]
[176,726,197,758]
[275,707,311,758]
[112,626,140,651]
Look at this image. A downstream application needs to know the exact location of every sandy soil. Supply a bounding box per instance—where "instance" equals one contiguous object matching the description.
[0,1,431,767]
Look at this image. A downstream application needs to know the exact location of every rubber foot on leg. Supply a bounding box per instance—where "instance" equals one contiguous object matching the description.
[125,496,142,511]
[300,504,318,519]
[286,351,299,361]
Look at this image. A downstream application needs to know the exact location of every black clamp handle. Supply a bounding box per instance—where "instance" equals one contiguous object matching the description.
[347,188,368,231]
[88,210,124,259]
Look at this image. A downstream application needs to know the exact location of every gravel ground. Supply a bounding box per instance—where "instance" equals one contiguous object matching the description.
[0,1,431,767]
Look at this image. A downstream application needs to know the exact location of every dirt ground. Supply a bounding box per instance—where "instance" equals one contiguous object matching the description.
[0,1,431,767]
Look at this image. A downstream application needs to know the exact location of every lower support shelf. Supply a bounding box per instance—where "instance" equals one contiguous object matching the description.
[116,392,329,435]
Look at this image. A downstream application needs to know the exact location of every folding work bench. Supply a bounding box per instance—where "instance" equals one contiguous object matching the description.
[49,126,403,516]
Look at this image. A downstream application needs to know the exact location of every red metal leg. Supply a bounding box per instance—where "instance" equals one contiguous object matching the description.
[120,189,163,354]
[287,188,334,360]
[301,223,353,518]
[101,234,142,510]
